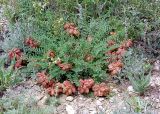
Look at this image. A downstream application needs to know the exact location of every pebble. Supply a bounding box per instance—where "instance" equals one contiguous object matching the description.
[155,104,160,109]
[153,60,160,72]
[90,110,97,114]
[96,100,103,106]
[98,98,105,102]
[66,96,74,102]
[109,97,114,103]
[89,107,96,111]
[89,104,96,108]
[112,88,119,94]
[37,95,48,106]
[155,99,160,103]
[79,96,86,101]
[127,86,134,94]
[82,109,90,114]
[61,113,67,114]
[144,97,149,100]
[66,105,75,114]
[98,105,105,112]
[123,107,127,110]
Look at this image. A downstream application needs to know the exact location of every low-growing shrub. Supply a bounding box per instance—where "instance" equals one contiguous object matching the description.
[2,0,158,99]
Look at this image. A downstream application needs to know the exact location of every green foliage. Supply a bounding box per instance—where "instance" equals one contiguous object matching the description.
[126,96,148,113]
[128,71,150,95]
[0,59,14,90]
[121,49,151,94]
[25,22,109,84]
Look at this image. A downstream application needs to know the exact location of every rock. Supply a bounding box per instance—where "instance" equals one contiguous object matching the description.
[90,110,97,114]
[112,88,119,94]
[153,60,160,72]
[66,105,76,114]
[155,104,160,109]
[82,109,90,114]
[96,100,103,106]
[109,97,114,103]
[127,86,134,94]
[155,99,160,103]
[59,95,67,103]
[66,96,74,102]
[98,105,105,112]
[144,97,149,100]
[89,107,96,111]
[123,107,127,110]
[89,104,96,109]
[79,96,86,101]
[98,98,105,102]
[37,95,48,106]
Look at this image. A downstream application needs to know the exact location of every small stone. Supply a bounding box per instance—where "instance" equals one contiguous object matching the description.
[155,99,160,103]
[127,86,134,94]
[98,98,105,102]
[66,105,75,114]
[79,96,86,100]
[89,108,96,111]
[61,113,66,114]
[153,60,160,72]
[109,97,114,103]
[155,104,160,109]
[89,104,96,109]
[96,100,103,106]
[98,106,105,112]
[66,96,74,102]
[123,107,127,110]
[144,97,149,100]
[152,97,155,101]
[82,109,89,114]
[90,110,97,114]
[112,89,119,94]
[37,95,48,106]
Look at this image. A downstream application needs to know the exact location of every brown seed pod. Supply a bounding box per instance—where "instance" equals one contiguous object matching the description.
[64,22,80,37]
[84,54,94,62]
[48,50,56,58]
[92,83,110,97]
[58,63,72,71]
[63,80,76,96]
[108,61,123,75]
[78,79,94,94]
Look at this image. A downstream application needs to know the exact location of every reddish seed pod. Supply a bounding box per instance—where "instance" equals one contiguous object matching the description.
[84,54,94,62]
[63,80,76,96]
[78,79,94,94]
[92,83,110,97]
[8,48,22,60]
[48,50,56,58]
[64,22,80,37]
[58,63,72,71]
[24,37,39,48]
[108,61,123,75]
